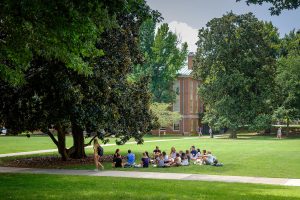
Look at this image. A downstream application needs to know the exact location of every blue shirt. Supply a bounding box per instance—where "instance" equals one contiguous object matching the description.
[127,153,135,165]
[191,150,197,156]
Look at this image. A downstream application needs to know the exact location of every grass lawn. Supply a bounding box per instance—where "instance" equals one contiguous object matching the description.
[72,135,300,179]
[0,135,181,154]
[0,173,300,200]
[1,134,300,178]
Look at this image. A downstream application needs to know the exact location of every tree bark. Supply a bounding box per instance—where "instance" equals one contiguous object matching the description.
[57,124,68,161]
[70,123,86,159]
[286,117,290,137]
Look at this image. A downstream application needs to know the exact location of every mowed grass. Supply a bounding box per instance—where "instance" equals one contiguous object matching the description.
[1,173,300,200]
[0,135,180,154]
[1,134,300,178]
[74,136,300,178]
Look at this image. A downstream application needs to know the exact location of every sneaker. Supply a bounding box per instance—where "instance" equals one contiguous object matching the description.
[94,169,99,172]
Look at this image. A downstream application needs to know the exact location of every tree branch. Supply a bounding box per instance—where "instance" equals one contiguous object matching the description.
[45,129,59,148]
[84,135,97,147]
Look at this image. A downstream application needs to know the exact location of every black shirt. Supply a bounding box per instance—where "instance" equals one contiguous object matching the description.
[115,157,122,168]
[142,157,149,168]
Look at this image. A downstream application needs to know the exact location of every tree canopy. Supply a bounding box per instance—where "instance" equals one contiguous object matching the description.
[273,30,300,129]
[131,19,188,103]
[0,0,159,159]
[237,0,300,15]
[194,12,280,138]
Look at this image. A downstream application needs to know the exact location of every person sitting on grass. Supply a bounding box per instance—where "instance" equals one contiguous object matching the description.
[125,149,135,167]
[93,138,104,171]
[170,147,177,160]
[190,146,198,160]
[186,150,191,162]
[196,148,202,158]
[162,151,171,163]
[157,153,170,167]
[112,149,120,167]
[114,153,123,168]
[141,152,150,168]
[170,153,182,167]
[202,151,216,165]
[181,153,189,166]
[153,146,161,158]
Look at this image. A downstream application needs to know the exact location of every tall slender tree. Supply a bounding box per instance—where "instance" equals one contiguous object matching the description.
[132,20,188,103]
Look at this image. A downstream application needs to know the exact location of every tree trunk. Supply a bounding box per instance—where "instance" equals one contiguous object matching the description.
[70,123,86,159]
[57,124,68,161]
[229,130,237,139]
[286,117,290,137]
[264,128,271,135]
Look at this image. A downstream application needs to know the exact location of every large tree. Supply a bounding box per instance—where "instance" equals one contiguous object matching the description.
[237,0,300,15]
[194,12,280,138]
[273,30,300,134]
[0,0,112,85]
[0,0,159,160]
[132,20,188,103]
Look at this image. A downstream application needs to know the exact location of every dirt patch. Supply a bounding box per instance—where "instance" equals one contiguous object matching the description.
[1,155,123,169]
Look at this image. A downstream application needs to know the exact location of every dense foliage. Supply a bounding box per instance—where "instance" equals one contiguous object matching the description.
[132,19,188,103]
[194,12,280,138]
[273,30,300,132]
[0,0,160,159]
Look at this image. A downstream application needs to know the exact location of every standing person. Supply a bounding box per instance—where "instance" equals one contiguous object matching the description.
[93,138,104,171]
[209,127,213,138]
[277,127,282,139]
[198,126,203,137]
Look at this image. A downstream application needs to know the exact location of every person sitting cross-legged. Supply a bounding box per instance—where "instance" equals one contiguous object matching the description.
[153,146,161,158]
[124,149,135,167]
[114,154,123,168]
[141,152,150,168]
[170,153,182,167]
[157,153,170,167]
[202,151,217,165]
[181,153,189,166]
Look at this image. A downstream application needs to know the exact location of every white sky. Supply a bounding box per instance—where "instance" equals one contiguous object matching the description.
[147,0,300,52]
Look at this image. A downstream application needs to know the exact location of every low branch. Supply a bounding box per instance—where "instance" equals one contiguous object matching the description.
[84,135,97,147]
[45,130,59,148]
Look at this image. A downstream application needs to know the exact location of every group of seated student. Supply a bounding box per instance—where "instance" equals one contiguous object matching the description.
[112,145,222,168]
[112,148,150,168]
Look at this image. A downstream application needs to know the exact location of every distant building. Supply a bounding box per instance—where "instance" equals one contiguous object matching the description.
[153,52,204,135]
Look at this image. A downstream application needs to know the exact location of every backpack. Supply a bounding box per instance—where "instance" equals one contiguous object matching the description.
[97,146,104,156]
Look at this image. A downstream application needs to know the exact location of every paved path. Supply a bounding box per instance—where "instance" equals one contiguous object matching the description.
[0,166,299,186]
[0,137,197,158]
